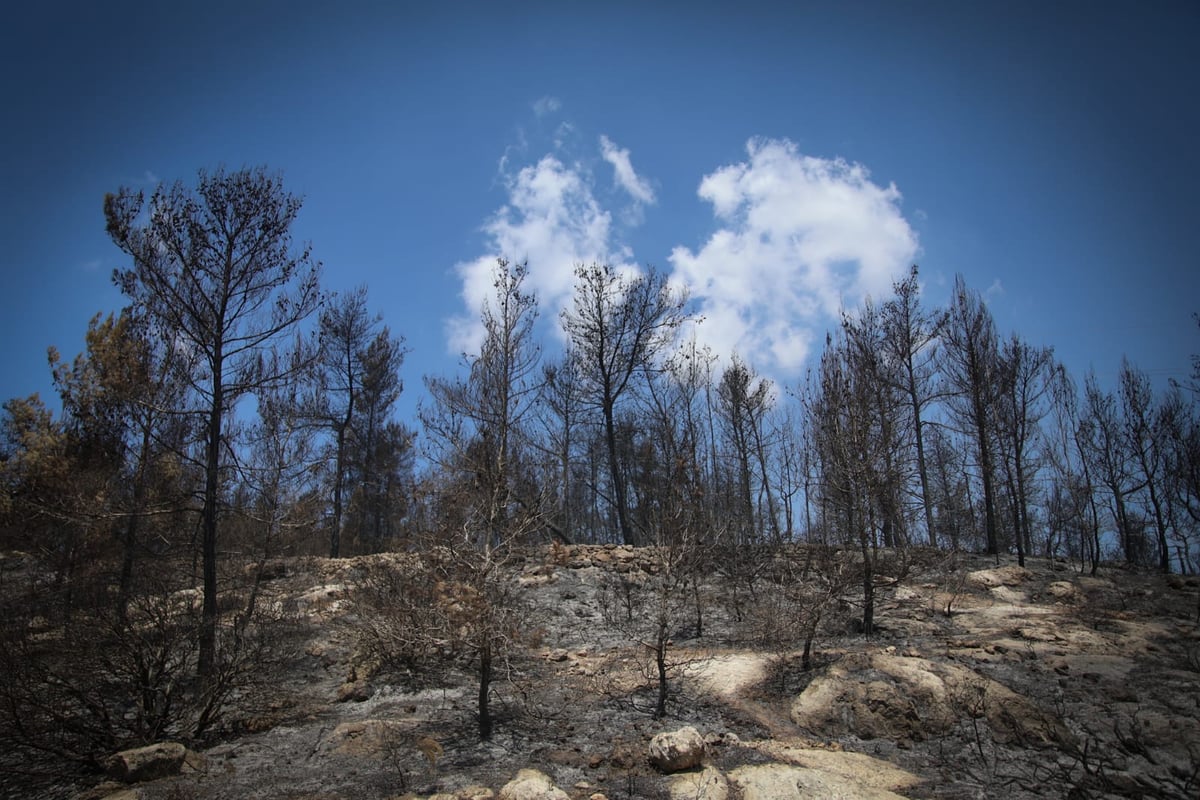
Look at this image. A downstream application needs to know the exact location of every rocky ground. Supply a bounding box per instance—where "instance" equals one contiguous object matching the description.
[14,545,1200,800]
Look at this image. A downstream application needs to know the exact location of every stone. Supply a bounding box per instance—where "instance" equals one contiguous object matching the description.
[518,572,556,588]
[337,677,373,702]
[791,653,1074,748]
[71,782,136,800]
[746,744,922,794]
[967,565,1033,588]
[990,585,1029,604]
[648,726,706,773]
[104,742,189,783]
[498,768,570,800]
[728,763,911,800]
[670,765,729,799]
[295,582,348,615]
[1047,581,1081,603]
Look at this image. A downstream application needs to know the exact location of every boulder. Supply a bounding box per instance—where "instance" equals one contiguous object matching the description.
[498,768,570,800]
[104,742,189,783]
[648,726,706,773]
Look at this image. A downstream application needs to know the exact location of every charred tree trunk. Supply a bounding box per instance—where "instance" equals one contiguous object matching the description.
[478,643,493,740]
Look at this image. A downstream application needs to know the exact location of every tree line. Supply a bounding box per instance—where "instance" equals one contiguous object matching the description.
[1,166,1198,760]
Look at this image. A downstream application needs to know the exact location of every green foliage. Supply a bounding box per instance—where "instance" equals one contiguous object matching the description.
[0,395,69,534]
[317,287,413,556]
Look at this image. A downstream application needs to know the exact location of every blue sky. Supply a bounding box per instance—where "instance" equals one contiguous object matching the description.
[2,1,1197,422]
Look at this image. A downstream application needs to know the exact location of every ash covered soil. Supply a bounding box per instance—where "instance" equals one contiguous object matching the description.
[33,547,1200,799]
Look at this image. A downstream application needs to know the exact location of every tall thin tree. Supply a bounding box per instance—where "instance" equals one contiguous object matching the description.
[561,263,688,545]
[317,287,373,557]
[994,334,1054,566]
[941,276,1003,556]
[105,167,321,680]
[880,265,945,547]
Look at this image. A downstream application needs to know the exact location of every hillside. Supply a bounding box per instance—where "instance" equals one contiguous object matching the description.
[7,546,1200,800]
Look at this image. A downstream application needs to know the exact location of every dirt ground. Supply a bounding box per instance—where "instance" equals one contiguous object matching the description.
[10,546,1200,800]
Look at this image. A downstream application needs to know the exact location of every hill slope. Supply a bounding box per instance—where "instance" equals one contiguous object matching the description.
[11,546,1200,800]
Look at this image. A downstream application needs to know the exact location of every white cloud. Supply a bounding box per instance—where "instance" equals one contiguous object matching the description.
[552,121,575,150]
[669,137,919,375]
[447,154,633,355]
[450,134,918,380]
[532,96,561,117]
[599,135,656,206]
[985,278,1005,299]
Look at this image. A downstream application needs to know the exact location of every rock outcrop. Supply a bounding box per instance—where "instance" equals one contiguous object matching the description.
[498,768,570,800]
[728,762,911,800]
[791,652,1074,748]
[967,565,1033,588]
[669,764,729,799]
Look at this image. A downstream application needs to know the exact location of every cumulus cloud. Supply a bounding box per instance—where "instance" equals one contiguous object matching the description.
[669,137,919,374]
[599,135,656,205]
[449,133,918,380]
[447,154,630,355]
